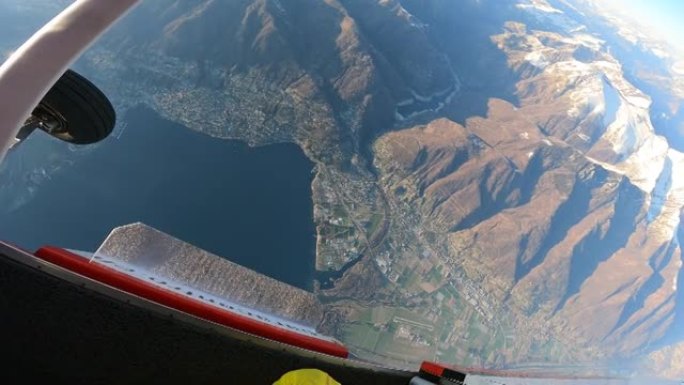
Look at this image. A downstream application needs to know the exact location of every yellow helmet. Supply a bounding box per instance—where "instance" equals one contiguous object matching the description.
[273,369,341,385]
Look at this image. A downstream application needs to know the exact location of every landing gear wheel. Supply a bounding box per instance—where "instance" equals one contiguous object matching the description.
[20,69,116,145]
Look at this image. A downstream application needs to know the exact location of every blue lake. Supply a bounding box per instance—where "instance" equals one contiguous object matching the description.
[0,105,316,291]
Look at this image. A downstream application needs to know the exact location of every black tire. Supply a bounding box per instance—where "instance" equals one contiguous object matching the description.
[33,69,116,144]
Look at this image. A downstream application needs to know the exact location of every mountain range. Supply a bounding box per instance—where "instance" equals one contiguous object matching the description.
[3,0,684,378]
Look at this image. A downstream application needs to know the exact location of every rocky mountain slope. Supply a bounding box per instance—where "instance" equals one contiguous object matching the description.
[646,342,684,379]
[87,0,458,166]
[372,0,684,365]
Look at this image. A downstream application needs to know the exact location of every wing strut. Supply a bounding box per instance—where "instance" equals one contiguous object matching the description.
[0,0,140,161]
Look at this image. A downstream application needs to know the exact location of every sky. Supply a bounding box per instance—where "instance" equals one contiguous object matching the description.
[607,0,684,51]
